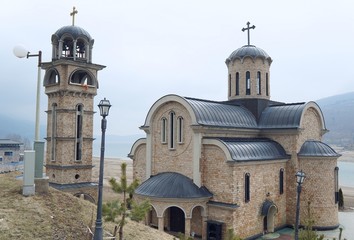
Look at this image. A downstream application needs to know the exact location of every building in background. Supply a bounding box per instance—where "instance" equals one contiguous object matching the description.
[0,139,23,164]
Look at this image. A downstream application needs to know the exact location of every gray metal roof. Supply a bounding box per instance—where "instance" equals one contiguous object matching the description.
[54,25,92,41]
[298,140,341,157]
[185,97,258,128]
[135,172,213,199]
[259,103,306,129]
[0,139,22,145]
[226,45,272,64]
[216,138,290,162]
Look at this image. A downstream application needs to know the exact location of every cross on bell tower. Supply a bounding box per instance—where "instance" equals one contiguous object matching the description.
[242,21,256,45]
[70,6,78,26]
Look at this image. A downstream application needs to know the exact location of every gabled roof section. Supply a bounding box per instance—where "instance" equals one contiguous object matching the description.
[185,97,258,128]
[298,140,341,157]
[206,138,290,162]
[259,102,306,129]
[135,172,212,199]
[142,95,257,130]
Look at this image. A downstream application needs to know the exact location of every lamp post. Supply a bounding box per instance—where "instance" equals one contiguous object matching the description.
[294,170,306,240]
[93,98,111,240]
[13,45,45,179]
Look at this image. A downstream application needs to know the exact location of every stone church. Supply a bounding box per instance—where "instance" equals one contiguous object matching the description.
[129,23,341,239]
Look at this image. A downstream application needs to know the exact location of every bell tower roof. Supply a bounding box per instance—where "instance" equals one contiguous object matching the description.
[53,25,92,42]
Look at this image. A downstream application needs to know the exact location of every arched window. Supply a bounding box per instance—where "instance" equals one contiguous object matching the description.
[161,118,167,143]
[257,71,261,95]
[279,168,284,195]
[228,74,231,97]
[70,70,94,86]
[335,167,339,203]
[44,68,60,86]
[51,103,57,161]
[75,104,83,161]
[76,39,86,59]
[169,111,175,149]
[266,73,269,96]
[62,37,74,58]
[245,173,250,202]
[177,116,184,144]
[246,71,251,95]
[236,72,239,96]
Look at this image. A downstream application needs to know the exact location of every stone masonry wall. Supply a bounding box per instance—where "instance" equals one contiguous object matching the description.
[299,157,339,227]
[132,144,146,182]
[227,58,271,100]
[202,144,287,238]
[150,101,194,179]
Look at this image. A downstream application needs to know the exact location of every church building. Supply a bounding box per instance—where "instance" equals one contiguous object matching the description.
[129,22,341,239]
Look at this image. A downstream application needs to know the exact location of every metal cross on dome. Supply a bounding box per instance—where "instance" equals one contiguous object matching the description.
[70,6,78,26]
[242,22,256,45]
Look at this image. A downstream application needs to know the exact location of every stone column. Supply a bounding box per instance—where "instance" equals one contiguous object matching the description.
[185,217,191,237]
[158,216,164,232]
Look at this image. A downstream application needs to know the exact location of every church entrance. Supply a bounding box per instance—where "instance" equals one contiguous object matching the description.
[169,207,185,233]
[261,200,277,233]
[265,205,277,232]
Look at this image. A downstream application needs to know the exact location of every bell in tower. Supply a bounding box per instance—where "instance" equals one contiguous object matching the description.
[225,22,272,101]
[41,7,105,202]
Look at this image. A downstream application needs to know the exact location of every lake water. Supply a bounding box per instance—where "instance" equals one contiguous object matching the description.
[338,161,354,188]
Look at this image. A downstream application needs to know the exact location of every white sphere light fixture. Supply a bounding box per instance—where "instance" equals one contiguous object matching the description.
[13,45,29,58]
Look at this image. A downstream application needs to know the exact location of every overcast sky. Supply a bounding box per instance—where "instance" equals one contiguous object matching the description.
[1,0,354,136]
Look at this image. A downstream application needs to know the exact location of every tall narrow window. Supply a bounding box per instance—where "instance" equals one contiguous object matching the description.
[236,72,239,96]
[334,167,339,203]
[279,168,284,195]
[245,173,250,202]
[161,118,167,143]
[51,103,57,161]
[246,71,251,95]
[177,116,184,143]
[169,111,175,149]
[228,74,232,97]
[76,104,83,161]
[257,71,261,95]
[266,73,269,96]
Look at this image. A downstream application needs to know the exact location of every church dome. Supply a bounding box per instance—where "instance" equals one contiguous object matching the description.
[53,25,92,41]
[226,45,272,64]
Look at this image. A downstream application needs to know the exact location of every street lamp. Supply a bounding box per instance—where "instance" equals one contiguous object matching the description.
[294,170,306,240]
[93,98,111,240]
[13,45,45,179]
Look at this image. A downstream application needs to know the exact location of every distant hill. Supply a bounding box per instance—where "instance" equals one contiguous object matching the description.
[0,114,46,140]
[317,92,354,149]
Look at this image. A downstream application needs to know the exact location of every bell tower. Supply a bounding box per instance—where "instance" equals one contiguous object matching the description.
[41,8,105,202]
[225,22,272,101]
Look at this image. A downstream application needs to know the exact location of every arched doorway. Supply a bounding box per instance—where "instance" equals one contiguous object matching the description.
[191,206,203,237]
[261,200,277,233]
[168,207,185,234]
